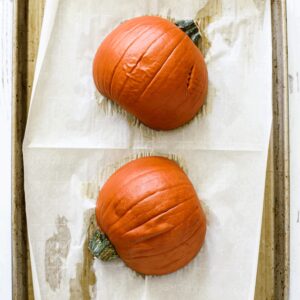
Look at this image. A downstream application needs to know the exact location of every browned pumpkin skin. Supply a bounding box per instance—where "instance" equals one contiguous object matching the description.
[93,16,208,130]
[96,157,206,275]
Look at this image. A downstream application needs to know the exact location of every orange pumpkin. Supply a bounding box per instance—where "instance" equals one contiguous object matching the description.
[93,16,208,130]
[90,156,206,275]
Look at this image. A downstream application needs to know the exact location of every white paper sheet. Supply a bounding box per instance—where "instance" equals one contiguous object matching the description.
[23,0,272,299]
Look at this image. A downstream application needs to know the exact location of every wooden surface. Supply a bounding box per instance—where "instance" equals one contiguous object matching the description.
[271,0,290,298]
[255,1,290,299]
[12,1,45,299]
[13,0,289,299]
[255,140,276,299]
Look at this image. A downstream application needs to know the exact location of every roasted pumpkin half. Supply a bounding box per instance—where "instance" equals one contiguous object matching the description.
[89,156,206,275]
[93,16,208,130]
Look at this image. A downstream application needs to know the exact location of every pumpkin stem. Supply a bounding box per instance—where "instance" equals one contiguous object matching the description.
[89,229,118,261]
[174,19,201,46]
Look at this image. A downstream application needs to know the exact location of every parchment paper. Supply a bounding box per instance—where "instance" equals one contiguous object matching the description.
[23,0,272,299]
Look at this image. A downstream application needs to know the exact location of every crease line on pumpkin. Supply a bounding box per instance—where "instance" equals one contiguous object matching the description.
[172,62,201,120]
[121,202,198,243]
[125,204,202,246]
[117,27,178,100]
[118,194,196,236]
[118,205,202,258]
[109,17,166,98]
[106,182,192,231]
[157,225,204,269]
[98,21,144,95]
[122,220,203,262]
[99,166,170,222]
[134,34,188,103]
[108,25,154,98]
[101,167,183,220]
[142,51,195,120]
[181,63,208,121]
[105,182,192,231]
[129,49,189,120]
[187,63,196,91]
[156,226,204,269]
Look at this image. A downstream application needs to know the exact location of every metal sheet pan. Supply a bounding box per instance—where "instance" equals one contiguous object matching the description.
[12,0,289,299]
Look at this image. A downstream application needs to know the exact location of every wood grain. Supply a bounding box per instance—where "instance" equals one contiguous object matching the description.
[255,136,276,299]
[12,0,45,299]
[255,1,289,299]
[271,0,290,299]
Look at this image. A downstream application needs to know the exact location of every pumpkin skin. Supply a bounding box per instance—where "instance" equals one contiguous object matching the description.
[95,156,206,275]
[93,16,208,130]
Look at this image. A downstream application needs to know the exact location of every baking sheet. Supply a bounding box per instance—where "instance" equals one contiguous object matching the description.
[23,0,272,299]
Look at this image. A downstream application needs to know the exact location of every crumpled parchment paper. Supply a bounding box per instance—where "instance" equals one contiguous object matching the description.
[23,0,272,299]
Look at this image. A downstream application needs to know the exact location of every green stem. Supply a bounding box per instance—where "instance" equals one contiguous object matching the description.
[89,230,118,261]
[174,19,201,46]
